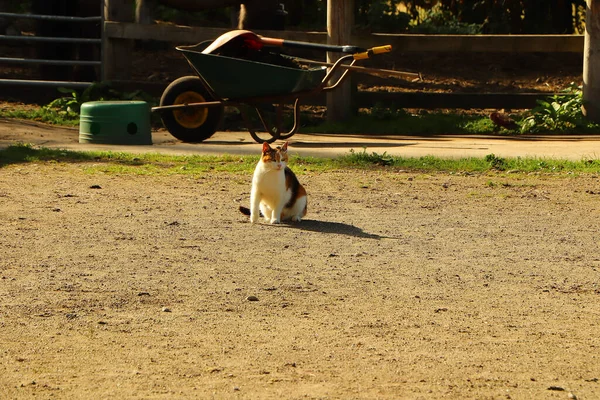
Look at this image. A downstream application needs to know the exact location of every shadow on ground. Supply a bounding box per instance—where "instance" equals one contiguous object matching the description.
[283,218,395,240]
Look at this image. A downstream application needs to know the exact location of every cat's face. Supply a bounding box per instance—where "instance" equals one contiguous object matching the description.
[261,142,288,171]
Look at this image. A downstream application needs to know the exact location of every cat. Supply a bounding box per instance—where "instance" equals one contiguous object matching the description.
[239,141,307,224]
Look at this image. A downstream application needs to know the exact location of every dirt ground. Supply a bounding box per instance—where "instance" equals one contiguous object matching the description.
[1,155,600,399]
[0,35,597,399]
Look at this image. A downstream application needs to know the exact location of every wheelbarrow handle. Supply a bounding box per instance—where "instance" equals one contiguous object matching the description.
[202,30,389,56]
[260,36,365,54]
[352,45,393,60]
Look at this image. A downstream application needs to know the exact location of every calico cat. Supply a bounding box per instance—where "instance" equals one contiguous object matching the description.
[239,142,307,224]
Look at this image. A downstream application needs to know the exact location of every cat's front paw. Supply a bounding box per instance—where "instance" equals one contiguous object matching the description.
[269,218,281,224]
[250,214,259,224]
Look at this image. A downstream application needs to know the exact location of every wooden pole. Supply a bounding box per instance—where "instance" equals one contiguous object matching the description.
[136,0,157,24]
[103,0,134,81]
[583,0,600,121]
[326,0,354,122]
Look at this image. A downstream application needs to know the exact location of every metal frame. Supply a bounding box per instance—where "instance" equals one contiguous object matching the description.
[0,9,102,88]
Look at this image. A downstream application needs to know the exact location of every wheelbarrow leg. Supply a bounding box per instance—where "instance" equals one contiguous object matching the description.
[276,98,301,140]
[239,105,281,144]
[240,100,302,144]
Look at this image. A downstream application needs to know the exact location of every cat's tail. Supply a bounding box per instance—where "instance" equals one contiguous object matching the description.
[239,206,264,217]
[239,205,251,216]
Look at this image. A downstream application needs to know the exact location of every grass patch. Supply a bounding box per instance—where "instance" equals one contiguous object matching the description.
[307,109,498,136]
[0,104,80,126]
[3,143,600,176]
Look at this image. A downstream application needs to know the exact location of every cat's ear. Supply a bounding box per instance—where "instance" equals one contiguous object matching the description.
[281,142,288,152]
[262,142,271,153]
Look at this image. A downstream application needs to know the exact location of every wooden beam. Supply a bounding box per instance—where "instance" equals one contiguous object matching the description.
[583,0,600,121]
[326,0,354,122]
[103,23,584,53]
[355,92,550,110]
[105,21,219,43]
[43,77,560,110]
[305,92,552,110]
[362,34,584,53]
[103,0,134,81]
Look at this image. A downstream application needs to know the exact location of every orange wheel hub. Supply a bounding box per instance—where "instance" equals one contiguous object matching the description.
[173,91,208,129]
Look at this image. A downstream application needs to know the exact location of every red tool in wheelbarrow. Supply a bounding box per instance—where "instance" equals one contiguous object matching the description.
[152,30,419,144]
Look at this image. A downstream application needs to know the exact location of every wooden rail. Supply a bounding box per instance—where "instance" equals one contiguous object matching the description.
[103,21,584,110]
[104,22,585,53]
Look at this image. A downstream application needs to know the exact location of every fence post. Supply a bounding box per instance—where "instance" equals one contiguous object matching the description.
[136,0,157,24]
[584,0,600,122]
[326,0,354,122]
[103,0,134,81]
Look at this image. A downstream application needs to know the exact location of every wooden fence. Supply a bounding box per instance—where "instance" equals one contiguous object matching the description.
[103,19,584,110]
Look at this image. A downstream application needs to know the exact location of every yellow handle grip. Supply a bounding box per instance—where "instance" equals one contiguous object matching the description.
[353,45,393,60]
[372,45,392,54]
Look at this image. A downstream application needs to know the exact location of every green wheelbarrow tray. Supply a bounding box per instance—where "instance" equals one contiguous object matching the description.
[177,42,328,100]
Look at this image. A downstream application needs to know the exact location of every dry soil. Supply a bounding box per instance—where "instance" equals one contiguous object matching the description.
[1,159,600,399]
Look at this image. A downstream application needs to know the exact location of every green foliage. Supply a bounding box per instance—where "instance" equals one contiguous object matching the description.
[484,153,507,171]
[0,143,95,166]
[4,144,600,176]
[154,5,232,28]
[0,83,158,127]
[345,148,395,166]
[369,102,408,120]
[355,0,411,32]
[311,109,496,136]
[47,83,155,116]
[410,5,482,34]
[520,84,590,134]
[439,0,585,34]
[42,82,158,124]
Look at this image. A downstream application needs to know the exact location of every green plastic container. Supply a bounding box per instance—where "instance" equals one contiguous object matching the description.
[79,101,152,145]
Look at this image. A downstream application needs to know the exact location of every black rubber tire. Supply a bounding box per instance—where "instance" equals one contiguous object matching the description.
[159,76,223,143]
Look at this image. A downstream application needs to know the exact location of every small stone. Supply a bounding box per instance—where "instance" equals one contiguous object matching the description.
[246,296,259,302]
[162,307,172,312]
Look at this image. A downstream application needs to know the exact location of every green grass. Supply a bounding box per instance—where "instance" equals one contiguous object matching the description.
[2,143,600,176]
[307,110,499,136]
[0,102,498,135]
[0,106,80,127]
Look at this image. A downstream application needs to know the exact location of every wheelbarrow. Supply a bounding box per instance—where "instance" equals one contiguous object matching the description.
[151,30,416,144]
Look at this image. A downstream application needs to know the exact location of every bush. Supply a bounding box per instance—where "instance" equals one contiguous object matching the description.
[355,0,411,32]
[520,84,588,133]
[410,5,482,34]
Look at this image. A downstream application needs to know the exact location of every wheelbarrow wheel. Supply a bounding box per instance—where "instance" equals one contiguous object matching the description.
[159,76,223,143]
